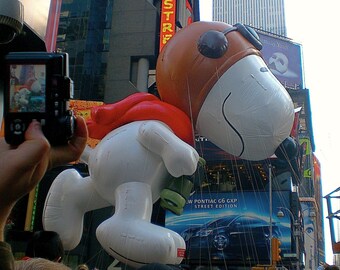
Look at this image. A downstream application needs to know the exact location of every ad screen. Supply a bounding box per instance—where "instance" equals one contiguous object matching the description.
[9,64,46,113]
[166,191,292,264]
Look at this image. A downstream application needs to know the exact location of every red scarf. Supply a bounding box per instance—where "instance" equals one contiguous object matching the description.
[87,92,194,146]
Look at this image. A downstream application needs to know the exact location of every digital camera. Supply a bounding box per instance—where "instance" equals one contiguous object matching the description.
[4,51,75,145]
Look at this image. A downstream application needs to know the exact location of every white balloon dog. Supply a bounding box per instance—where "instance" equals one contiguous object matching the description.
[43,21,295,268]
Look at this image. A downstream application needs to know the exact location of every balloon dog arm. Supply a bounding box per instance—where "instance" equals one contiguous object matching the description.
[80,145,92,164]
[137,120,199,177]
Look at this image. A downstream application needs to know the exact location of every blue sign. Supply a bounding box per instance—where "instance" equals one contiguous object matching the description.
[166,191,292,264]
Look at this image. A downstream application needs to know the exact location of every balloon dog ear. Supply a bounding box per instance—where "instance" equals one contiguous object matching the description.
[197,29,228,58]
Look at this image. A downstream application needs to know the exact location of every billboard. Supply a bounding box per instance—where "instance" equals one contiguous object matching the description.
[257,32,304,90]
[166,191,292,264]
[195,135,236,161]
[69,100,104,148]
[299,137,312,179]
[302,201,317,270]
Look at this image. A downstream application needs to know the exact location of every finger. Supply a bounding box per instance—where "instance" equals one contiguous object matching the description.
[15,120,50,170]
[49,116,88,168]
[0,137,11,153]
[73,116,89,138]
[2,121,50,196]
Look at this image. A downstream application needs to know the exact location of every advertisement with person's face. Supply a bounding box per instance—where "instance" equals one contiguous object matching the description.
[302,202,317,270]
[257,32,304,90]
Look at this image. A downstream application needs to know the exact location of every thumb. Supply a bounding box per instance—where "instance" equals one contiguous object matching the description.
[16,120,50,169]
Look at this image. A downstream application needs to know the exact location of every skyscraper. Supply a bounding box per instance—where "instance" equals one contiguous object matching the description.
[57,0,114,100]
[212,0,287,36]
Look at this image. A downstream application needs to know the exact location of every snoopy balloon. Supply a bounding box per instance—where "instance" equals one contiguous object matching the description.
[43,21,295,268]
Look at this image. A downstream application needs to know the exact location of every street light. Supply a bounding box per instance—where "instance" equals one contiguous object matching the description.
[277,207,301,270]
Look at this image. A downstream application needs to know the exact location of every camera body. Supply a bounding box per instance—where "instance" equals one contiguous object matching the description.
[4,51,75,145]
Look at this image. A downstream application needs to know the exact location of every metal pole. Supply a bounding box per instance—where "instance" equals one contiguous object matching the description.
[295,221,300,270]
[269,164,273,266]
[278,206,300,270]
[136,58,149,92]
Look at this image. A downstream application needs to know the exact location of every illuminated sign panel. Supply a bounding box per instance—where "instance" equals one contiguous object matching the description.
[70,100,104,148]
[166,191,293,264]
[159,0,177,52]
[299,137,312,178]
[257,32,304,90]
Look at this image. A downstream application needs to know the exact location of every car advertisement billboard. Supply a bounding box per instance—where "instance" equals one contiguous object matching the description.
[257,32,304,90]
[195,136,238,161]
[165,191,292,264]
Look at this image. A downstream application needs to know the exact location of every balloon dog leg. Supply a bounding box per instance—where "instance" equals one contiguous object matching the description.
[43,169,110,250]
[96,181,186,268]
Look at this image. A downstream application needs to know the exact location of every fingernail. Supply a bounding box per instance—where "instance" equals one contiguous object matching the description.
[31,119,42,130]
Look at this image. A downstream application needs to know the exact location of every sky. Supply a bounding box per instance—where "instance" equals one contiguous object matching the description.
[199,0,340,264]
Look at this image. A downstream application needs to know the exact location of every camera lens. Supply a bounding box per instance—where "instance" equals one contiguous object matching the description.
[0,24,17,44]
[0,0,24,44]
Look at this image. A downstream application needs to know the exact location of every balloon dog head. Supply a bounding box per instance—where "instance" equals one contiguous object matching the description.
[157,21,295,160]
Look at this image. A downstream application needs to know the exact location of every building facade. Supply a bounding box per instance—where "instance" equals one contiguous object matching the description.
[212,0,287,36]
[56,0,194,104]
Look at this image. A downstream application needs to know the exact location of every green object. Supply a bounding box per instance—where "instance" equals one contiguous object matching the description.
[198,157,206,168]
[160,176,194,215]
[160,157,206,215]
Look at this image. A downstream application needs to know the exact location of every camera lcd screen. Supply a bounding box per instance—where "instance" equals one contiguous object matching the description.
[9,64,46,113]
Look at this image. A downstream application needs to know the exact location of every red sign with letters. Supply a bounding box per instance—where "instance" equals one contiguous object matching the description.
[159,0,177,52]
